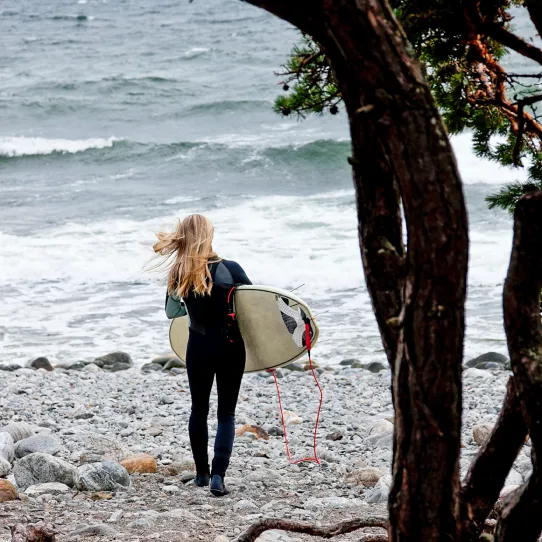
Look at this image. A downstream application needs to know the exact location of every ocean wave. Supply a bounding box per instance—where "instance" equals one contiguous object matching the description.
[0,136,123,158]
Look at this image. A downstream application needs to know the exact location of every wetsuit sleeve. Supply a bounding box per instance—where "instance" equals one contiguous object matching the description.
[224,261,252,285]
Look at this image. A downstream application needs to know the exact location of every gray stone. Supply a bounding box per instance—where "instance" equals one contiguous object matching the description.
[169,367,184,376]
[234,499,258,512]
[0,364,22,372]
[0,457,11,477]
[365,487,387,503]
[284,362,304,372]
[66,362,86,371]
[151,354,179,367]
[14,452,77,491]
[339,359,357,366]
[475,362,503,371]
[25,482,71,497]
[365,362,387,373]
[255,532,296,542]
[162,485,180,494]
[163,357,186,371]
[0,432,15,462]
[29,357,53,371]
[70,524,119,538]
[304,496,363,510]
[128,518,155,530]
[0,422,34,443]
[82,363,102,373]
[473,423,493,446]
[76,461,131,492]
[94,352,133,371]
[78,433,131,464]
[15,434,61,459]
[466,352,509,368]
[141,363,163,374]
[159,395,175,405]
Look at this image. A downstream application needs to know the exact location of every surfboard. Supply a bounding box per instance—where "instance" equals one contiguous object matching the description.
[169,285,320,373]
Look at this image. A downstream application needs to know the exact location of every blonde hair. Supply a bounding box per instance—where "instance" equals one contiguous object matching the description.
[153,214,220,297]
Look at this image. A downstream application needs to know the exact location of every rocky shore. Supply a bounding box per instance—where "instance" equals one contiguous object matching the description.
[0,352,527,541]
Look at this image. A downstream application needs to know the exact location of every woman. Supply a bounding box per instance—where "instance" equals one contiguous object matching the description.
[154,214,251,497]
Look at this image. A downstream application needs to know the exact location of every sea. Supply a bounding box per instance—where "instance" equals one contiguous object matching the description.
[0,1,537,367]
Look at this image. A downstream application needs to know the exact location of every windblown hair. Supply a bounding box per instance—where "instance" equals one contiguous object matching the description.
[153,214,220,298]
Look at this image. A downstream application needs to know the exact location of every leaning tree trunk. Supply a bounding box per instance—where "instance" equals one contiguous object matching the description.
[241,1,469,540]
[493,191,542,542]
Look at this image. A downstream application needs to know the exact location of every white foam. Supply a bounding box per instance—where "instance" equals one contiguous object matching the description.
[0,136,121,157]
[0,189,515,366]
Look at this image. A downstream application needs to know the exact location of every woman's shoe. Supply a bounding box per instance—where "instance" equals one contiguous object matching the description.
[194,473,210,487]
[210,474,229,496]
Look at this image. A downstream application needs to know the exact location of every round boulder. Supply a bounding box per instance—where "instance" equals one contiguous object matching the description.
[0,432,15,463]
[466,352,509,368]
[76,461,131,492]
[0,422,34,443]
[0,479,17,502]
[29,357,54,371]
[15,434,61,459]
[93,352,133,372]
[14,453,77,491]
[472,423,493,446]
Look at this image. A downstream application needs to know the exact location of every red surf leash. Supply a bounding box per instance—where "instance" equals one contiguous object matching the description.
[268,321,323,465]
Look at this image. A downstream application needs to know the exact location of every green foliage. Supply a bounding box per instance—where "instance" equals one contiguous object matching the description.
[274,0,542,212]
[486,179,542,213]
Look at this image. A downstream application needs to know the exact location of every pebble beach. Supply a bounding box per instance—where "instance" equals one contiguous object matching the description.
[0,352,529,541]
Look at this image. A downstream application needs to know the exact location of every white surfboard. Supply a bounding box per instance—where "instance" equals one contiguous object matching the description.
[169,285,319,373]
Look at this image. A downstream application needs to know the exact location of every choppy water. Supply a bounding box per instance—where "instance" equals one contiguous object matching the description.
[0,0,535,366]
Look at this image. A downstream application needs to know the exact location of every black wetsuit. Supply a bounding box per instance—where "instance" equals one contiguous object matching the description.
[182,259,251,478]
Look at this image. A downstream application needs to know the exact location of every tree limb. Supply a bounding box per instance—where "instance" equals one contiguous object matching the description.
[494,191,542,542]
[460,377,528,542]
[464,0,542,67]
[235,517,388,542]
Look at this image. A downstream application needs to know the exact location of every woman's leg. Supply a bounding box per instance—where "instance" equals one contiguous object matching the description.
[186,335,215,475]
[212,343,246,478]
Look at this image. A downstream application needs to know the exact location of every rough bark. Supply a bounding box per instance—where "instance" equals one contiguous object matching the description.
[494,191,542,542]
[460,377,528,542]
[243,1,468,540]
[10,524,56,542]
[235,516,387,542]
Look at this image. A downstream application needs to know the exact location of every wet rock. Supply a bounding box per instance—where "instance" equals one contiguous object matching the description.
[141,363,163,374]
[344,467,383,487]
[0,432,15,462]
[15,434,61,459]
[365,362,387,373]
[339,359,357,366]
[25,482,70,497]
[235,424,270,440]
[120,454,157,474]
[14,453,77,491]
[473,423,493,446]
[0,422,34,443]
[326,431,343,441]
[66,362,86,371]
[29,357,54,371]
[78,433,132,463]
[475,362,503,371]
[466,352,508,368]
[0,363,22,372]
[93,352,133,372]
[76,461,131,492]
[0,479,17,502]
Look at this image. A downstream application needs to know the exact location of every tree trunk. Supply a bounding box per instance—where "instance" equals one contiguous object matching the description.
[494,191,542,542]
[460,377,528,541]
[242,1,468,540]
[526,0,542,39]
